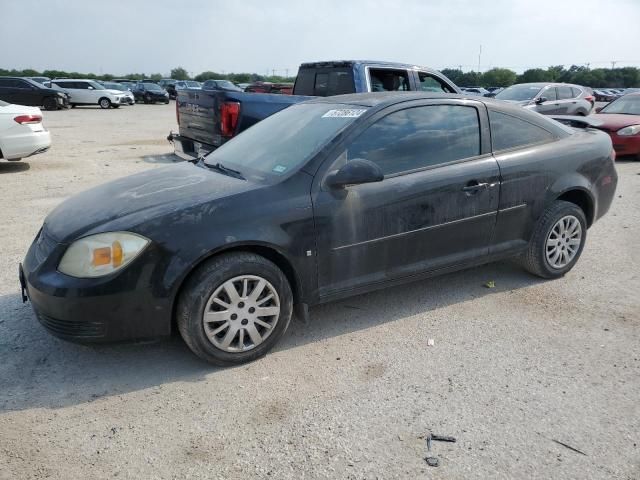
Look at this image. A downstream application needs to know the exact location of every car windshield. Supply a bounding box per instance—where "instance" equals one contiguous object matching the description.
[87,81,105,90]
[600,95,640,115]
[496,84,543,101]
[104,82,124,90]
[204,103,367,182]
[143,83,163,91]
[185,81,200,88]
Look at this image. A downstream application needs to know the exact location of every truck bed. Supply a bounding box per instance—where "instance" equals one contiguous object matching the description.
[172,90,311,158]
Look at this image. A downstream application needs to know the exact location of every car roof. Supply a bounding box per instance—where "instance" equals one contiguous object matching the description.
[299,60,442,73]
[305,92,572,136]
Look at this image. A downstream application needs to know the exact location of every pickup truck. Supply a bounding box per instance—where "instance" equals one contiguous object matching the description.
[168,60,460,159]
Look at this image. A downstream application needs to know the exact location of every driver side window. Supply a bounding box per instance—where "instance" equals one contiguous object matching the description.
[542,86,557,101]
[346,105,480,176]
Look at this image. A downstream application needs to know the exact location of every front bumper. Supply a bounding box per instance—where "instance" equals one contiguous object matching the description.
[607,132,640,158]
[20,229,173,343]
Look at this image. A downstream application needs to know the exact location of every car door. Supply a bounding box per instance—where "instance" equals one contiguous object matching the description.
[0,78,19,104]
[12,79,40,106]
[312,100,500,299]
[556,85,580,114]
[534,86,561,115]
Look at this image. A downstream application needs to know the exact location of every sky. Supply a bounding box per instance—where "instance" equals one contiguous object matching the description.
[2,0,639,77]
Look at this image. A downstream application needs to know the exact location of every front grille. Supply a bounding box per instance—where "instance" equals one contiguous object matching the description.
[37,312,106,338]
[34,228,58,264]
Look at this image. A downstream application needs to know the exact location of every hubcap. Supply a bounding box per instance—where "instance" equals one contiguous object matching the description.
[202,275,280,353]
[545,215,582,269]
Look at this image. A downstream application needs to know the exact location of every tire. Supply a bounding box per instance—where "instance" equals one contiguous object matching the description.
[143,94,150,104]
[112,104,120,109]
[71,104,76,109]
[98,97,111,109]
[43,97,58,111]
[520,200,587,279]
[177,252,293,366]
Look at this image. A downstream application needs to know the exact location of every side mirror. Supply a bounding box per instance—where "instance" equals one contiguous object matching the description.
[535,97,547,104]
[88,86,94,90]
[595,106,603,113]
[326,159,384,189]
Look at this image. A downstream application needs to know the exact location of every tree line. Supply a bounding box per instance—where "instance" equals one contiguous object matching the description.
[0,66,295,84]
[442,65,640,88]
[2,64,638,88]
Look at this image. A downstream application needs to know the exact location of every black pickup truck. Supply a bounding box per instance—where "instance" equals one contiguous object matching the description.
[168,60,460,159]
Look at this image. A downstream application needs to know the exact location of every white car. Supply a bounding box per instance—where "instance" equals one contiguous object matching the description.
[101,81,135,105]
[0,100,51,161]
[51,79,128,109]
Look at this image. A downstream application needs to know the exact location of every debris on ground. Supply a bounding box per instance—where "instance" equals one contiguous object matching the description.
[552,439,587,456]
[427,338,435,347]
[424,431,458,467]
[484,281,496,288]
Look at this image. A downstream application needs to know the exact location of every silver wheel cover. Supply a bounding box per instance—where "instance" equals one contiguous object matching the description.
[545,215,582,269]
[202,275,280,353]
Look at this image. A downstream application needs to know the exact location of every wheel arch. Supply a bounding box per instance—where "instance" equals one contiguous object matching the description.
[556,187,595,227]
[170,242,303,332]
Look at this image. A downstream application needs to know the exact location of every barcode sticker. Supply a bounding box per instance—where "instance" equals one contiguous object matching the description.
[322,109,367,118]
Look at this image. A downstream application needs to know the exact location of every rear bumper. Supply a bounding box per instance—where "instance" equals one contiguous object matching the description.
[1,130,51,160]
[167,131,216,160]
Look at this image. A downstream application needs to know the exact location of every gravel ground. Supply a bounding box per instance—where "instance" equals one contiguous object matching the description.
[1,103,639,479]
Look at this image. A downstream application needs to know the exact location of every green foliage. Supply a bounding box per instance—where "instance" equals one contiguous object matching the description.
[518,68,553,83]
[170,67,189,80]
[479,68,517,87]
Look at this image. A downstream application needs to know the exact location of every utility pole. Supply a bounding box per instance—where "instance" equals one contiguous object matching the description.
[285,68,289,78]
[478,45,482,73]
[458,64,463,71]
[272,69,276,77]
[611,61,617,69]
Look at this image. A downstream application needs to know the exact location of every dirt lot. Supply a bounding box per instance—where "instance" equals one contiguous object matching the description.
[1,103,639,479]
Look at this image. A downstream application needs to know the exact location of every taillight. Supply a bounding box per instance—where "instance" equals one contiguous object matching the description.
[175,99,180,125]
[585,95,595,104]
[220,102,240,137]
[14,114,42,124]
[611,148,616,162]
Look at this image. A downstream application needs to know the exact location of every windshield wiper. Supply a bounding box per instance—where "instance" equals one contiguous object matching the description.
[202,159,245,180]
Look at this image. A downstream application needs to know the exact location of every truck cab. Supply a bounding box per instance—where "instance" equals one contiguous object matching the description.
[169,60,460,159]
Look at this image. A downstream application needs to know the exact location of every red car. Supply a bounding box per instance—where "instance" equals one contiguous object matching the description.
[591,93,640,160]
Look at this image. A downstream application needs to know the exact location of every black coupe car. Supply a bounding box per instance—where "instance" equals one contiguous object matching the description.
[21,93,617,365]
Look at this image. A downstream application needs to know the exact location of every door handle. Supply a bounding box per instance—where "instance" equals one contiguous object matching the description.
[462,182,489,193]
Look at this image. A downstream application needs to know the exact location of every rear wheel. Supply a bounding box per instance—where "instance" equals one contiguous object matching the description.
[520,201,587,279]
[43,97,58,111]
[98,97,111,109]
[177,252,293,366]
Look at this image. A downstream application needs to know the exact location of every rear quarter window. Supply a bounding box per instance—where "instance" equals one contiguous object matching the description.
[489,110,556,151]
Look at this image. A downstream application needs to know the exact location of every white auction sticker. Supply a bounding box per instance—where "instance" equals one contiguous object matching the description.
[322,109,367,118]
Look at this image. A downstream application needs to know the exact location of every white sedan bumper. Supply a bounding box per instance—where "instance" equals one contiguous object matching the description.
[1,124,51,160]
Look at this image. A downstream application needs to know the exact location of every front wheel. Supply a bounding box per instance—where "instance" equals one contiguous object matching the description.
[520,201,587,279]
[177,252,293,366]
[43,97,58,111]
[98,98,111,109]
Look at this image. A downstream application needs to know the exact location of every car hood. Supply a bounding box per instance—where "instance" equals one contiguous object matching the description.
[106,89,127,95]
[44,162,255,242]
[590,113,640,130]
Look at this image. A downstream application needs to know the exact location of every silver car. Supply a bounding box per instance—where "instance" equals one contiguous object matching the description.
[496,83,594,116]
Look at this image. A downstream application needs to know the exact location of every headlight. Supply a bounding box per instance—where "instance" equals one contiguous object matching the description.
[58,232,149,278]
[617,125,640,136]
